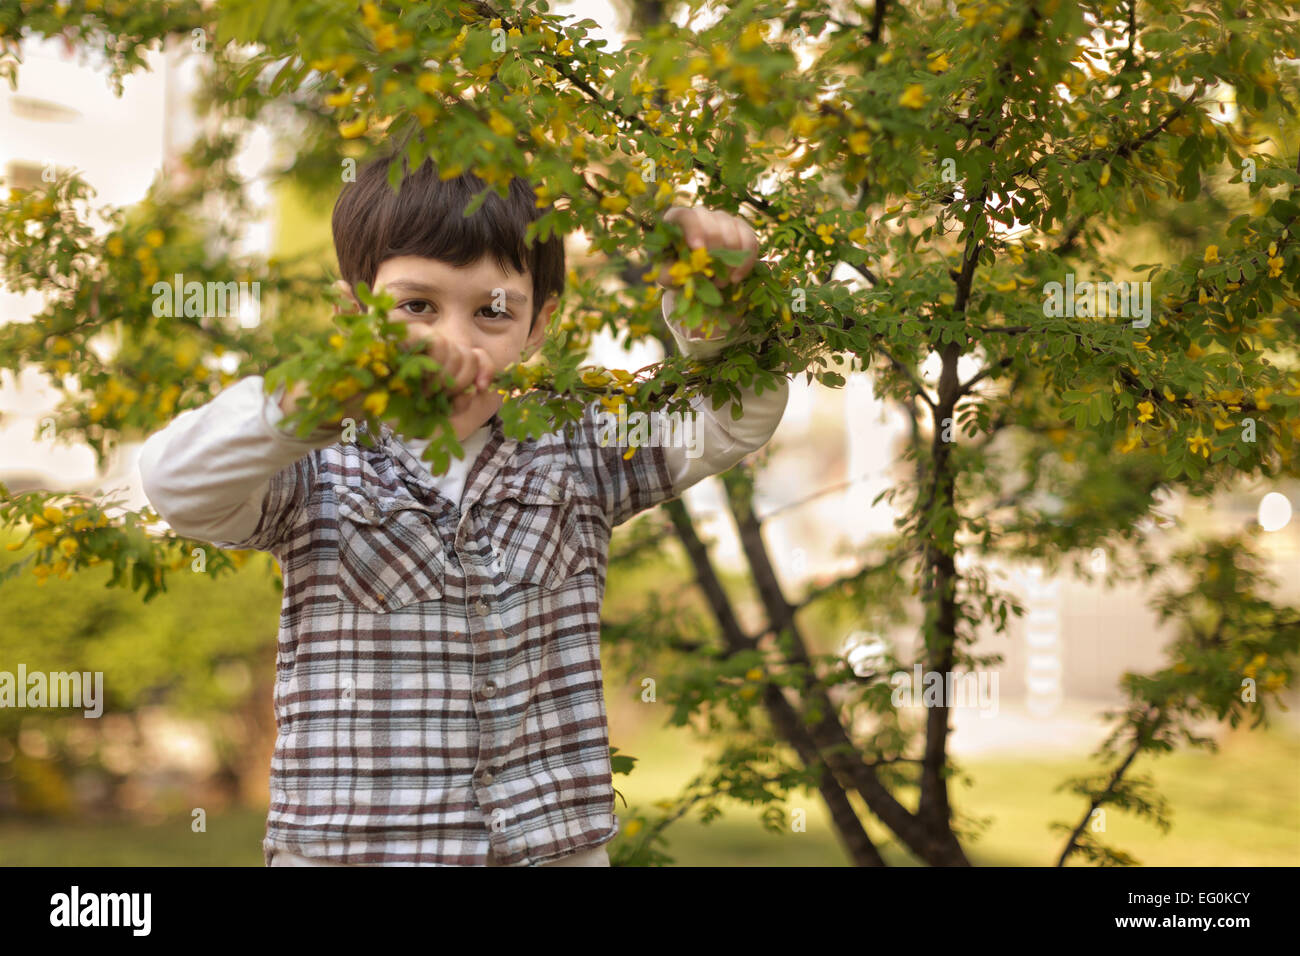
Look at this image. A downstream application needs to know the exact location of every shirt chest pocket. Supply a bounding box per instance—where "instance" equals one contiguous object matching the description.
[481,472,601,590]
[335,490,446,612]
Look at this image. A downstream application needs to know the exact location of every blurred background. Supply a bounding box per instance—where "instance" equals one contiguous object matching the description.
[1,2,1297,865]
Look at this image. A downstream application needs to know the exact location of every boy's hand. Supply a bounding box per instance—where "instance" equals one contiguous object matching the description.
[656,206,759,340]
[657,206,760,287]
[404,325,495,415]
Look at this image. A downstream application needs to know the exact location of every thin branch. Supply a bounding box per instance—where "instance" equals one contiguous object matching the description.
[867,0,890,46]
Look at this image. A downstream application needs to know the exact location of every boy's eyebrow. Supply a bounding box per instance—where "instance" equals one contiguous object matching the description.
[384,279,528,304]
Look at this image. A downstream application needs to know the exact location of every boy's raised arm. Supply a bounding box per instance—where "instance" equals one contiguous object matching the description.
[658,288,789,496]
[569,206,789,525]
[569,288,788,527]
[137,376,337,551]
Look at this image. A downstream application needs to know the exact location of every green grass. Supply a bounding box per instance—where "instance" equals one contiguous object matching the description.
[0,808,268,866]
[3,721,1295,866]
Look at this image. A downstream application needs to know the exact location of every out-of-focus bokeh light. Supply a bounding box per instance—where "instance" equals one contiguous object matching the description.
[1258,492,1292,532]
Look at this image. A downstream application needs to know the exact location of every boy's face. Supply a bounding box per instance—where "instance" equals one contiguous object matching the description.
[371,254,556,440]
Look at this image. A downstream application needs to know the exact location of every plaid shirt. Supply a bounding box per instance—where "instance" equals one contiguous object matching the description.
[138,295,787,866]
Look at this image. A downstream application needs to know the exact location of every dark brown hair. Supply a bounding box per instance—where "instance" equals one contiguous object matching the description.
[332,155,565,328]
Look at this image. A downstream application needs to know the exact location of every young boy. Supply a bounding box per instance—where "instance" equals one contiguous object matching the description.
[137,156,788,866]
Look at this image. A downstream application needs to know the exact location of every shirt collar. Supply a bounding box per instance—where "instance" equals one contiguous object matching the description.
[368,411,516,503]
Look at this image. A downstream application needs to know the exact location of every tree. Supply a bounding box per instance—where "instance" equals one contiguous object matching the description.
[1,0,1297,866]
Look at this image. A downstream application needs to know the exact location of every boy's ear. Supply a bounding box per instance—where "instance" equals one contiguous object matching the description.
[522,295,558,360]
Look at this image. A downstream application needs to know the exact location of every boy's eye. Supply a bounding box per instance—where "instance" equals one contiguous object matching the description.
[399,299,435,316]
[479,305,512,319]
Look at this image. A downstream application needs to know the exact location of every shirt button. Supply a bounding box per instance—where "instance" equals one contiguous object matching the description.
[480,681,497,699]
[362,503,378,521]
[480,771,494,785]
[547,486,562,502]
[474,598,488,615]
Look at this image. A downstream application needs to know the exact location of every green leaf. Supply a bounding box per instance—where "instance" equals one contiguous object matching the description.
[696,279,722,306]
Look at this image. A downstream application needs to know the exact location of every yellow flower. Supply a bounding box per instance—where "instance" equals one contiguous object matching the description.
[571,137,587,161]
[689,246,713,274]
[1187,431,1211,457]
[624,819,643,838]
[1137,401,1154,422]
[600,194,629,214]
[174,340,199,370]
[43,505,64,525]
[59,537,78,558]
[927,52,950,73]
[1267,256,1284,278]
[339,117,368,139]
[667,261,693,285]
[362,392,388,418]
[1204,245,1219,263]
[330,377,361,401]
[848,130,871,154]
[106,236,125,257]
[372,23,398,51]
[899,84,927,109]
[623,170,648,197]
[417,72,444,95]
[740,22,766,51]
[144,229,165,248]
[745,667,763,681]
[488,110,513,137]
[790,112,818,139]
[325,89,352,108]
